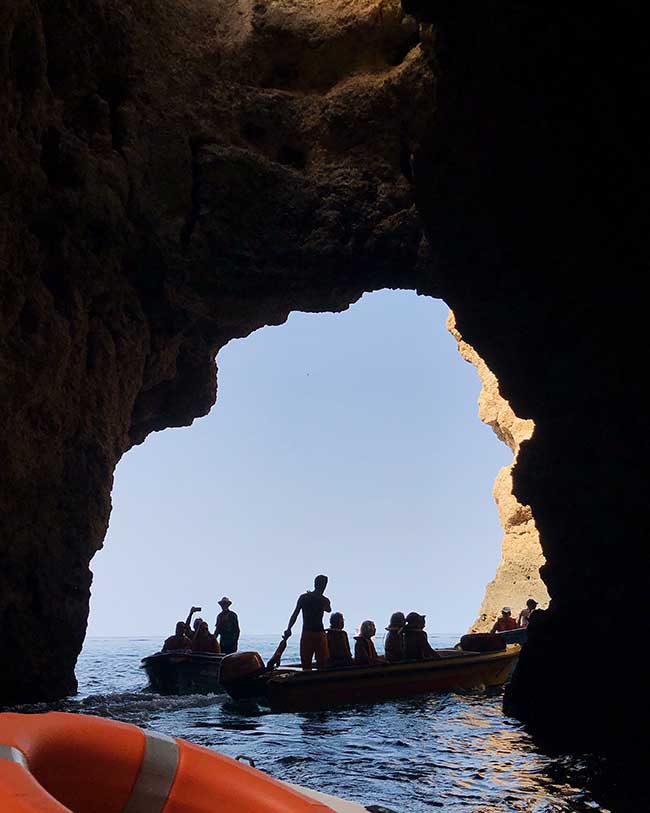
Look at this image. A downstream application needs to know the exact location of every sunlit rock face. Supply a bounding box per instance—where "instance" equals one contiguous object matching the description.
[0,0,433,703]
[448,313,549,633]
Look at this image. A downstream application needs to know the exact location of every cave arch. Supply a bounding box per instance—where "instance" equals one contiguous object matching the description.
[88,290,545,641]
[1,0,646,772]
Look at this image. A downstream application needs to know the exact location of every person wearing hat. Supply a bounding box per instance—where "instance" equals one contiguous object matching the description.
[517,598,539,629]
[403,612,440,660]
[214,597,240,654]
[384,611,405,662]
[490,606,518,633]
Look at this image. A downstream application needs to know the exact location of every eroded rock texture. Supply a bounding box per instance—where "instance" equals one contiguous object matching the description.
[448,312,548,633]
[0,0,433,703]
[1,0,648,780]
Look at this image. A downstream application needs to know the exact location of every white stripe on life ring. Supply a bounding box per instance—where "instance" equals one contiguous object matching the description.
[123,729,179,813]
[0,743,29,770]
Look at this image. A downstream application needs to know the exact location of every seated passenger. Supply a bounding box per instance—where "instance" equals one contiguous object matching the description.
[384,611,406,662]
[326,612,353,667]
[403,612,440,660]
[162,621,192,652]
[354,620,384,665]
[490,606,518,633]
[191,620,221,654]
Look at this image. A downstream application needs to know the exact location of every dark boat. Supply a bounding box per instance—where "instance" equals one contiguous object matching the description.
[496,627,528,644]
[140,651,225,695]
[219,645,521,711]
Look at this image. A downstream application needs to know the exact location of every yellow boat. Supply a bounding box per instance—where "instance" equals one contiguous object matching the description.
[220,645,521,711]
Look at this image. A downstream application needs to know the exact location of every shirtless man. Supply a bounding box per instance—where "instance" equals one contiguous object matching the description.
[284,574,331,670]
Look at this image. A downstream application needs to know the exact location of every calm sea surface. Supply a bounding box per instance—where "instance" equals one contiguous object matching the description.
[10,635,617,813]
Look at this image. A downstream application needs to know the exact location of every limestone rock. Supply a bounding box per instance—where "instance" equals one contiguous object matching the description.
[447,311,549,632]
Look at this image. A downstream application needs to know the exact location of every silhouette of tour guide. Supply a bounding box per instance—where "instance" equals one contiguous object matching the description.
[403,612,440,660]
[384,611,406,662]
[191,620,221,654]
[284,574,332,669]
[215,596,240,654]
[354,620,384,665]
[326,612,353,667]
[162,621,192,652]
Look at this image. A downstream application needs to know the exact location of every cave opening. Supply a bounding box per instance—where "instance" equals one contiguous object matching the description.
[85,289,541,653]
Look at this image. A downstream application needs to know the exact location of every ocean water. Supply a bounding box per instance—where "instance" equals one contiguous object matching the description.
[10,635,615,813]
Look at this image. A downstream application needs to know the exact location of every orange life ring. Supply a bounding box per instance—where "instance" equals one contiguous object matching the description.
[0,711,338,812]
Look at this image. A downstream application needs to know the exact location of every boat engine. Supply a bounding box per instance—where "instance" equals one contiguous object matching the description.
[219,651,267,699]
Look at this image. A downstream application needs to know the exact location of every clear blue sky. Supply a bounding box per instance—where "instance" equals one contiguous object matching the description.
[87,290,512,640]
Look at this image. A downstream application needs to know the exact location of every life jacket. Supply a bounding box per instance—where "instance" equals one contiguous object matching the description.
[403,628,438,660]
[0,711,339,812]
[354,635,378,663]
[384,630,405,662]
[495,617,518,632]
[326,629,352,664]
[191,632,220,654]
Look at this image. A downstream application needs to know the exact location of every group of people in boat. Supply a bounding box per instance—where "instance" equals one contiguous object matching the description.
[284,574,440,670]
[162,596,240,655]
[489,599,539,633]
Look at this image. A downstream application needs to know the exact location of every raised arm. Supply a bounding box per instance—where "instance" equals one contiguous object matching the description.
[185,606,200,630]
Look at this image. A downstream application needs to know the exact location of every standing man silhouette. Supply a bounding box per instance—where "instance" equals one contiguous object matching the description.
[284,574,331,670]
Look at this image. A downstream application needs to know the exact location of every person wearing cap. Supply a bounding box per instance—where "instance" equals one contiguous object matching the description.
[214,597,240,654]
[326,612,353,667]
[403,612,440,660]
[517,598,539,629]
[490,606,518,633]
[384,611,405,662]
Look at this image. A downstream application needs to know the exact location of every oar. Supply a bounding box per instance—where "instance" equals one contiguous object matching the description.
[266,634,288,670]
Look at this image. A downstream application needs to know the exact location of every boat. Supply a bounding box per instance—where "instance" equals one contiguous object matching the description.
[496,626,528,645]
[140,650,225,694]
[219,645,521,711]
[0,711,385,812]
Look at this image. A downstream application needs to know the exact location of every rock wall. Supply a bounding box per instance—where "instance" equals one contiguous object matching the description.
[404,0,648,764]
[1,0,648,779]
[448,312,548,632]
[0,0,434,704]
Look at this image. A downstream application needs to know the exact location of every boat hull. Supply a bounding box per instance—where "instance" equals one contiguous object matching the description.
[225,646,520,711]
[496,627,528,644]
[141,652,225,695]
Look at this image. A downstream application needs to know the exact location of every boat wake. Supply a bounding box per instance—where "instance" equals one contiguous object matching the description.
[5,690,225,726]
